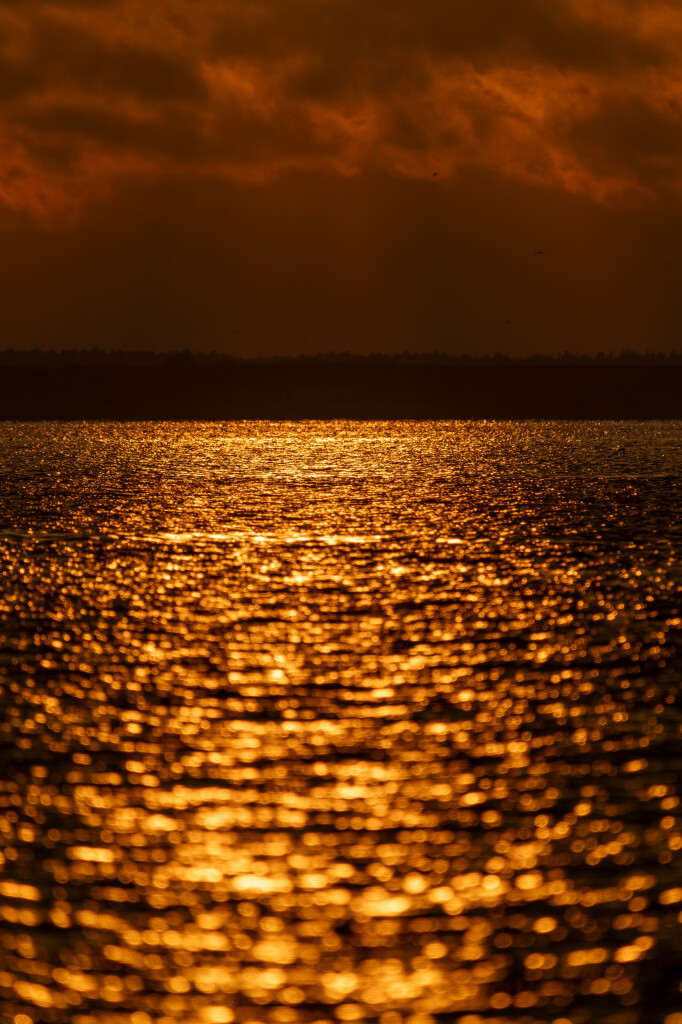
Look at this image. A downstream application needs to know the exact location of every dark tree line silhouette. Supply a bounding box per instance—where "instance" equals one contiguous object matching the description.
[2,348,682,368]
[2,349,682,419]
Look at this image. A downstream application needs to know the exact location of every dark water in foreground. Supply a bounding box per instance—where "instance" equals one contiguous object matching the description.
[1,421,682,1024]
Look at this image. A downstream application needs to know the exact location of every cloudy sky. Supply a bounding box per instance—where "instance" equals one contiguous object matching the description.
[2,0,682,354]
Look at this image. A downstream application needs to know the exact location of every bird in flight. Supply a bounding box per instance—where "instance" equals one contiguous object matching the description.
[433,171,438,177]
[534,250,548,255]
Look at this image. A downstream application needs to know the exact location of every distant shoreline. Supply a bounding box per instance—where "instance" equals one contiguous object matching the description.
[2,357,682,419]
[3,349,682,368]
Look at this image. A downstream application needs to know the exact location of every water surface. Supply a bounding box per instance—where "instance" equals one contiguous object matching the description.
[1,421,682,1024]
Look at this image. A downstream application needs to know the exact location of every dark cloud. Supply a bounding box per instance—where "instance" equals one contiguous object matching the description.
[569,90,682,172]
[207,0,669,75]
[0,0,680,230]
[31,27,206,103]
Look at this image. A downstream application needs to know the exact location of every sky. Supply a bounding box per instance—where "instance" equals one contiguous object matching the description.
[1,0,682,355]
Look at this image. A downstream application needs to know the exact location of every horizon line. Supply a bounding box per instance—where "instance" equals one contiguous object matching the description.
[3,348,682,366]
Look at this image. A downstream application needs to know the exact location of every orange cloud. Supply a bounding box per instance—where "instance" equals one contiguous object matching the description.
[1,0,681,220]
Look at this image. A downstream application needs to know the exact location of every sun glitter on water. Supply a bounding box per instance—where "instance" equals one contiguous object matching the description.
[1,421,682,1024]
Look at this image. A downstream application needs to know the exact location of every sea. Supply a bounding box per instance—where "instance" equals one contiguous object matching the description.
[1,421,682,1024]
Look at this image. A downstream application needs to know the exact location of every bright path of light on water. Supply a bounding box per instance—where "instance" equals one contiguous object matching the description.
[1,421,682,1024]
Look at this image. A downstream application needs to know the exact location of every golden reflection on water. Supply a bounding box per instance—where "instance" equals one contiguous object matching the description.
[1,421,682,1024]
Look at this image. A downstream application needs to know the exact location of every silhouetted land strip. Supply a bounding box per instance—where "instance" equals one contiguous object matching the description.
[2,353,682,419]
